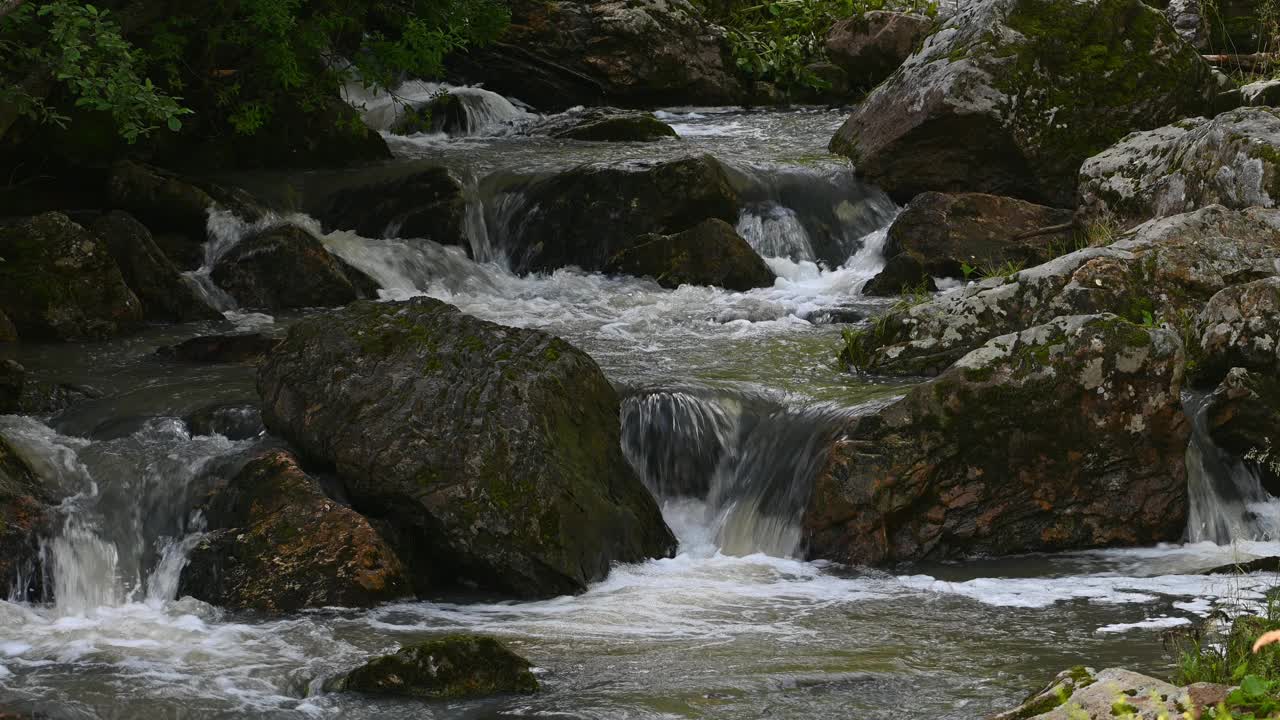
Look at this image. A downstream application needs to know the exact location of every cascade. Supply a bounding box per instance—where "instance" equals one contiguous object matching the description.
[1184,393,1280,544]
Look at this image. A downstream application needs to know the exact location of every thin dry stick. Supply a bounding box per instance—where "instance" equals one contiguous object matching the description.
[1203,52,1280,72]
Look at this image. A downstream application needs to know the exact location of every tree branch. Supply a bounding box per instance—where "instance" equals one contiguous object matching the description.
[1203,52,1280,72]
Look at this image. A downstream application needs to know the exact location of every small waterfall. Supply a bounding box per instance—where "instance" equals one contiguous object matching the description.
[621,389,856,558]
[347,79,531,136]
[1185,393,1280,544]
[184,208,323,312]
[736,206,818,262]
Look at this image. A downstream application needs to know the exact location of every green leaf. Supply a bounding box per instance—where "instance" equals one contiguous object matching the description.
[166,116,183,132]
[1241,674,1269,699]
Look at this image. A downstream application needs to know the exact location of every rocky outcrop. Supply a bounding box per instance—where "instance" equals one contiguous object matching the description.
[1194,277,1280,382]
[0,212,143,341]
[447,0,745,110]
[90,212,220,322]
[0,433,52,602]
[500,155,739,273]
[1079,108,1280,228]
[179,449,408,613]
[553,112,678,142]
[863,192,1076,295]
[315,167,468,249]
[992,667,1229,720]
[157,333,280,364]
[257,298,677,599]
[824,11,933,91]
[1204,368,1280,495]
[211,225,376,310]
[843,206,1280,377]
[811,314,1189,565]
[829,0,1219,206]
[604,218,774,290]
[330,635,537,699]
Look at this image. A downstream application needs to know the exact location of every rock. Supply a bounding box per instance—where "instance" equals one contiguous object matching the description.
[553,113,678,142]
[824,11,933,91]
[811,314,1189,564]
[331,634,537,699]
[796,62,851,103]
[0,212,143,341]
[184,404,265,440]
[994,667,1223,719]
[89,212,221,322]
[1164,0,1207,50]
[862,255,937,297]
[106,161,264,247]
[1204,368,1280,494]
[1241,79,1280,108]
[0,360,99,415]
[843,206,1280,377]
[864,192,1076,294]
[157,333,280,363]
[604,218,774,290]
[500,155,739,273]
[1203,554,1280,575]
[1079,108,1280,228]
[447,0,745,110]
[0,433,52,602]
[392,92,470,136]
[0,311,15,342]
[257,298,677,598]
[314,167,467,248]
[829,0,1219,206]
[988,666,1096,720]
[1194,276,1280,382]
[211,225,369,310]
[178,448,408,612]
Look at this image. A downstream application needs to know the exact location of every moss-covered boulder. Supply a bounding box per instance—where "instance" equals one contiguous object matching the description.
[0,212,143,341]
[863,192,1076,296]
[989,666,1097,720]
[811,314,1189,565]
[156,333,281,364]
[1195,276,1280,382]
[553,113,678,142]
[829,0,1219,206]
[178,448,408,613]
[331,635,537,699]
[257,298,676,598]
[1080,108,1280,228]
[1204,368,1280,495]
[824,11,933,91]
[314,167,468,249]
[90,212,221,323]
[0,432,53,602]
[604,218,774,290]
[993,668,1223,720]
[499,155,739,274]
[211,225,377,310]
[842,206,1280,377]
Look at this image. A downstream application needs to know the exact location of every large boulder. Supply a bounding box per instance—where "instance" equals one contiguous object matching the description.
[156,333,281,364]
[553,112,678,142]
[1079,108,1280,228]
[863,192,1076,295]
[1194,276,1280,382]
[0,433,52,601]
[992,667,1228,720]
[257,298,677,598]
[496,155,739,274]
[330,635,537,699]
[810,314,1189,565]
[604,218,774,290]
[211,225,377,310]
[843,206,1280,377]
[90,212,221,322]
[824,11,933,91]
[447,0,745,110]
[829,0,1219,206]
[1204,368,1280,495]
[315,167,468,249]
[0,212,143,340]
[178,448,408,612]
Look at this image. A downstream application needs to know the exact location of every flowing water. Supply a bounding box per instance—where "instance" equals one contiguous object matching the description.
[3,97,1280,719]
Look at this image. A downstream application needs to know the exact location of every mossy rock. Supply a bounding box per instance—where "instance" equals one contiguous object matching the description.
[210,225,373,310]
[604,218,774,290]
[334,634,538,699]
[555,114,678,142]
[90,212,221,322]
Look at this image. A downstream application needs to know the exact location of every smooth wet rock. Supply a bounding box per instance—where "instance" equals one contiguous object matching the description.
[179,448,408,613]
[1194,277,1280,382]
[257,298,677,598]
[1080,108,1280,228]
[211,225,370,310]
[553,112,678,142]
[90,211,220,322]
[812,314,1190,564]
[331,634,537,699]
[864,192,1076,295]
[1204,368,1280,494]
[315,167,467,248]
[843,206,1280,377]
[824,11,933,91]
[448,0,745,110]
[157,333,280,364]
[502,155,738,274]
[106,161,264,246]
[0,433,52,602]
[604,218,774,290]
[829,0,1219,206]
[0,212,143,341]
[185,404,264,440]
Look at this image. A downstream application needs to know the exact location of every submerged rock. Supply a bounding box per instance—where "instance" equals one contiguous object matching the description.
[553,112,678,142]
[0,212,143,341]
[829,0,1218,206]
[257,298,677,598]
[157,333,280,364]
[604,218,774,290]
[843,206,1280,377]
[863,192,1076,295]
[0,433,52,601]
[331,634,537,699]
[811,314,1190,565]
[90,212,220,322]
[1079,108,1280,228]
[824,11,933,91]
[211,225,375,310]
[501,155,739,274]
[315,167,468,249]
[179,449,408,612]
